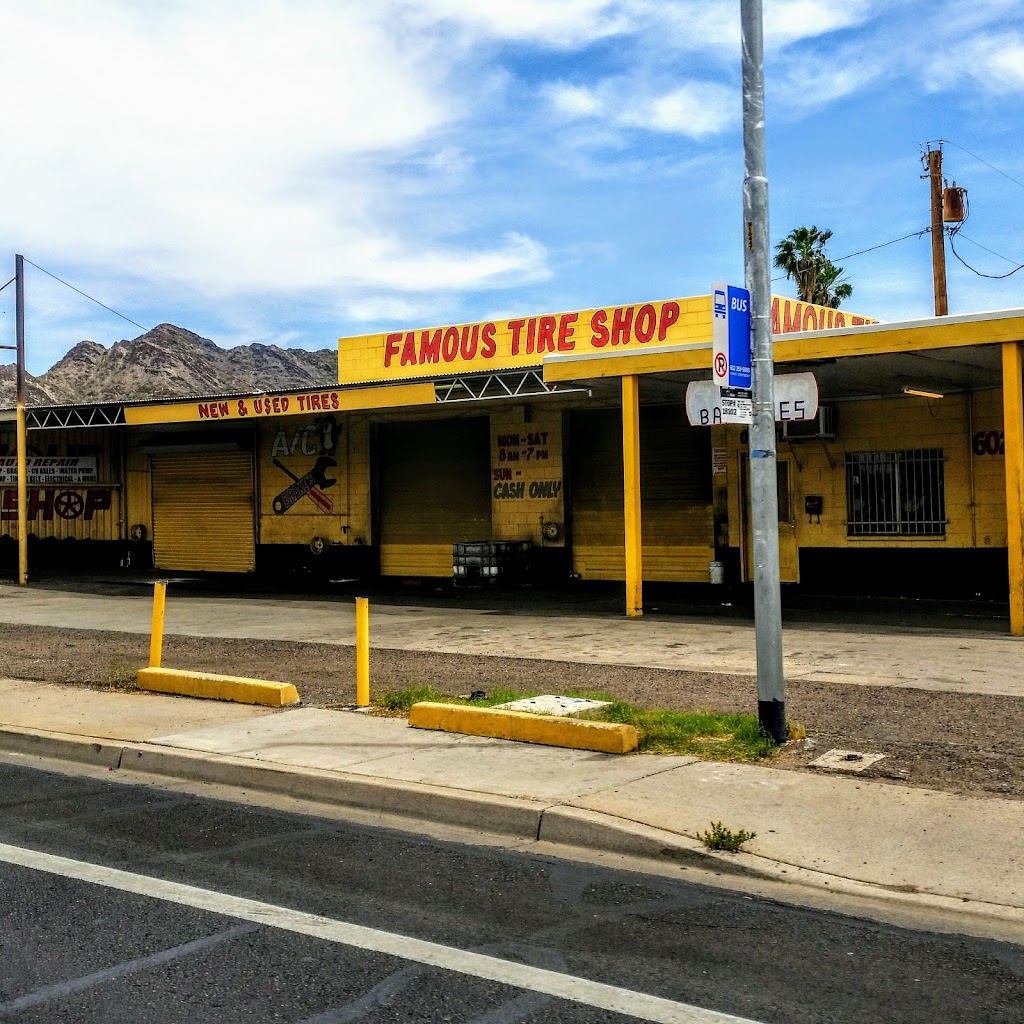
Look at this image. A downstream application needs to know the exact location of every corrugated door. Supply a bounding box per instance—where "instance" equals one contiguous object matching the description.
[569,406,714,580]
[151,452,255,572]
[377,417,491,576]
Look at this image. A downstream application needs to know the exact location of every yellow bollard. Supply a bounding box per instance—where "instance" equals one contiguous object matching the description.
[149,581,167,668]
[355,596,370,707]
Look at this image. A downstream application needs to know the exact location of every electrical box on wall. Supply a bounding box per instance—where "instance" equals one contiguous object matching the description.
[782,406,836,441]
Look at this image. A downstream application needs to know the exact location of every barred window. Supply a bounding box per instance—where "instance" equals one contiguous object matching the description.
[845,449,946,537]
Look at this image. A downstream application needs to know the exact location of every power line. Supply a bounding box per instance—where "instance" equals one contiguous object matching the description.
[948,233,1024,279]
[770,227,929,283]
[0,276,15,293]
[22,258,149,332]
[957,232,1024,266]
[943,139,1024,192]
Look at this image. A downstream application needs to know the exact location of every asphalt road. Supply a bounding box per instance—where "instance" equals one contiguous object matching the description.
[0,760,1020,1023]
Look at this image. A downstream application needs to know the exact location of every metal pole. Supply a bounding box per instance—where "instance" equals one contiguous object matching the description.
[740,0,786,742]
[149,581,167,668]
[928,148,948,316]
[15,255,28,586]
[355,597,370,706]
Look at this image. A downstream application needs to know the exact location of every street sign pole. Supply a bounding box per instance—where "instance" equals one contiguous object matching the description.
[740,0,786,742]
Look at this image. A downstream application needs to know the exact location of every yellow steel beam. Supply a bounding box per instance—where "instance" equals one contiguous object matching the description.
[622,374,643,617]
[124,381,437,426]
[1003,341,1024,635]
[544,310,1024,384]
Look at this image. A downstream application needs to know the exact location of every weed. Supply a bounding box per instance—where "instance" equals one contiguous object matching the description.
[101,663,137,692]
[698,821,758,852]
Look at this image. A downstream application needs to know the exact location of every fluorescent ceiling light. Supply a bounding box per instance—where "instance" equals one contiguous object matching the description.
[902,386,944,399]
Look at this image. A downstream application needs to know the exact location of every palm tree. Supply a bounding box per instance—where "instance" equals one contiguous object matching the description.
[773,225,853,308]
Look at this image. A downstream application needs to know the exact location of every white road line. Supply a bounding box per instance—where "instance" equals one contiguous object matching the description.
[0,841,766,1024]
[0,923,258,1015]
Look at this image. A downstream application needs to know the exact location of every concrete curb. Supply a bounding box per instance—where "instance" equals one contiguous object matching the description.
[2,726,1023,927]
[118,743,547,839]
[0,726,124,768]
[409,701,639,753]
[136,668,300,707]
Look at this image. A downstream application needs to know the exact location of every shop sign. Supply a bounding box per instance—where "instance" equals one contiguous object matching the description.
[0,456,97,485]
[1,488,112,520]
[771,297,876,334]
[685,372,819,427]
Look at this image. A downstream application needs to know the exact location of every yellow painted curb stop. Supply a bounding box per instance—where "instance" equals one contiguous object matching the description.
[409,702,638,754]
[137,667,300,707]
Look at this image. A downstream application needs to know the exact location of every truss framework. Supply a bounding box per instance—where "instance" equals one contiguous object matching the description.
[434,370,588,404]
[27,405,126,429]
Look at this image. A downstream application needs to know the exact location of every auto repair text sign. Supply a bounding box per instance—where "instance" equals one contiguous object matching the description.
[711,283,751,390]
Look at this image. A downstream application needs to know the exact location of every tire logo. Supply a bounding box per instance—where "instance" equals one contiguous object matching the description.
[54,490,85,519]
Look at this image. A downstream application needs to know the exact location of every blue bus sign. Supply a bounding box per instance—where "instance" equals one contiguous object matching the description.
[711,282,752,390]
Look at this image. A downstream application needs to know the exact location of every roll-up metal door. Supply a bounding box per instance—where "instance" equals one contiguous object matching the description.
[377,417,491,577]
[569,406,714,581]
[151,452,256,572]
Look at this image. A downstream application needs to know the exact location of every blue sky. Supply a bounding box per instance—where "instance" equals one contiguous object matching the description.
[1,0,1022,375]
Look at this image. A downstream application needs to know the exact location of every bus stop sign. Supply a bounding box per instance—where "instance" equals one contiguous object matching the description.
[711,283,752,390]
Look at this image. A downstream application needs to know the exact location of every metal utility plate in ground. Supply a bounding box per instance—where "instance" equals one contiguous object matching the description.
[809,748,886,773]
[492,695,612,717]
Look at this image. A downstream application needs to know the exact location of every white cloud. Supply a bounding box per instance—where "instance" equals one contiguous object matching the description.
[928,33,1024,93]
[546,78,736,139]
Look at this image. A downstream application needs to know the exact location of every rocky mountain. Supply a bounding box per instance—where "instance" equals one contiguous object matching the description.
[0,324,339,408]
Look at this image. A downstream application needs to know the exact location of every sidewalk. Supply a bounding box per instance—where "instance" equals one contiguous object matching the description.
[2,581,1023,696]
[0,676,1021,927]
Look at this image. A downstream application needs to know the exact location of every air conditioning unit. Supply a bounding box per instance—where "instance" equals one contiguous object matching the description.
[781,405,836,441]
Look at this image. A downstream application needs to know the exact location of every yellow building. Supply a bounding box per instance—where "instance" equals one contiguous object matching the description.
[2,295,1022,634]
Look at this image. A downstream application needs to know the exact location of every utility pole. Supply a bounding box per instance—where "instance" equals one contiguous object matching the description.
[927,146,948,316]
[740,0,786,743]
[15,255,28,584]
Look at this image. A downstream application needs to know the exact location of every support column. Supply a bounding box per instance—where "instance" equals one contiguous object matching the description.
[1002,341,1024,635]
[622,375,642,617]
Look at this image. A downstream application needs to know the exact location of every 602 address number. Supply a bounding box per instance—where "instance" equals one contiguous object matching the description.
[972,430,1005,456]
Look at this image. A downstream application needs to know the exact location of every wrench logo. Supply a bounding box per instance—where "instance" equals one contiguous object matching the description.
[273,455,337,515]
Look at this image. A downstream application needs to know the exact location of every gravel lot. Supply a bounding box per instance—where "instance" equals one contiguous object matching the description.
[1,622,1022,801]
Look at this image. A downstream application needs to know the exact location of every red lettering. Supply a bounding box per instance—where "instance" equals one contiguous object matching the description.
[658,301,680,340]
[771,297,781,335]
[537,315,557,353]
[783,301,802,334]
[84,490,111,520]
[401,331,417,365]
[271,397,281,414]
[198,403,211,419]
[481,322,497,358]
[634,304,656,343]
[557,313,577,352]
[281,397,290,413]
[1,489,15,520]
[834,312,847,328]
[508,319,526,356]
[419,328,441,364]
[611,306,634,345]
[802,306,818,331]
[384,332,402,368]
[460,324,479,360]
[296,396,307,411]
[442,326,460,362]
[525,318,537,355]
[254,398,265,414]
[29,489,54,521]
[309,394,322,411]
[237,400,248,416]
[330,392,340,409]
[851,316,865,326]
[590,310,609,347]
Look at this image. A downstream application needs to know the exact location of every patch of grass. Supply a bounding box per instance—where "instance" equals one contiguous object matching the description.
[698,821,757,852]
[100,662,137,692]
[373,686,777,761]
